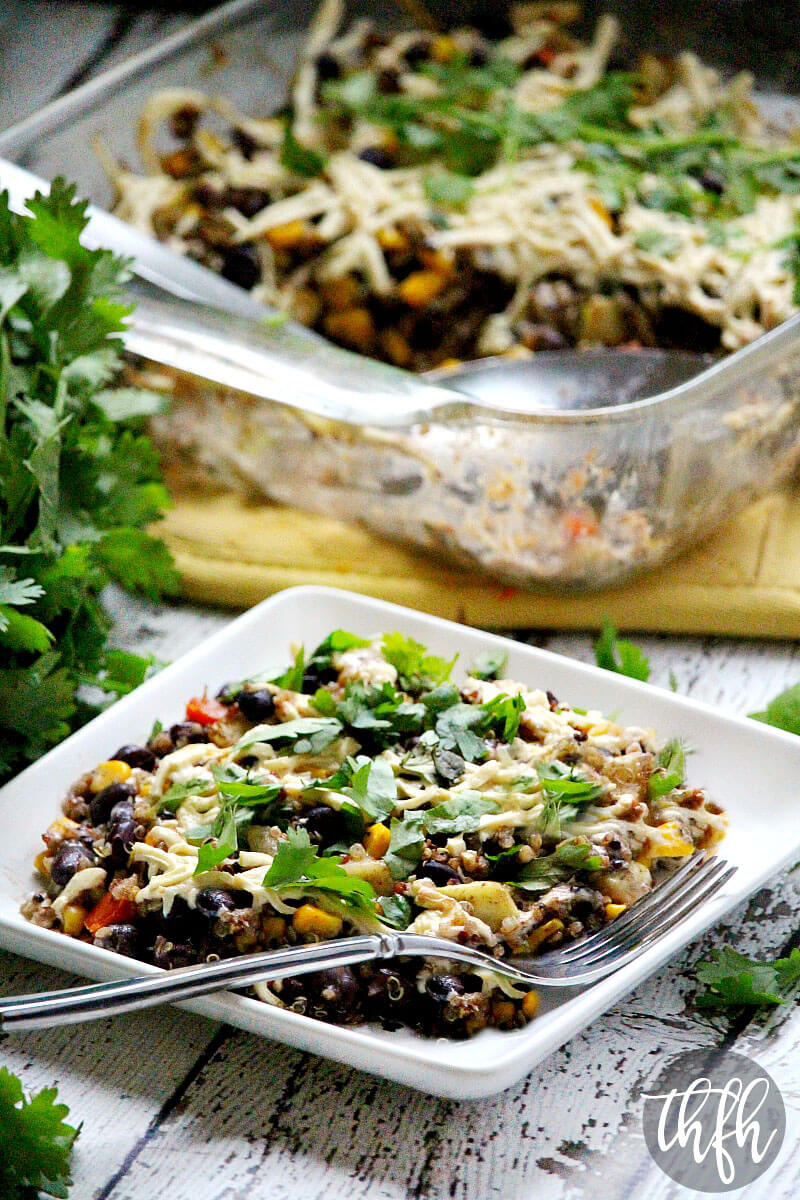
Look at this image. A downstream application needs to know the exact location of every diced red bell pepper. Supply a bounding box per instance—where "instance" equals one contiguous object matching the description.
[185,695,228,725]
[85,892,137,934]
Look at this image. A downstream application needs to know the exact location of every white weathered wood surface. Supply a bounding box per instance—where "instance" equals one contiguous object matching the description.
[2,5,800,1197]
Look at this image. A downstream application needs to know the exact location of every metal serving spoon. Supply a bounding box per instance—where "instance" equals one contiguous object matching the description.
[0,853,733,1032]
[0,158,715,425]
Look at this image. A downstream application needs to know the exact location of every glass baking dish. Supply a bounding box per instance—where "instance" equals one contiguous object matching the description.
[4,0,800,591]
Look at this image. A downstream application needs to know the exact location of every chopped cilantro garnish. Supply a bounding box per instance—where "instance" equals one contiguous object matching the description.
[648,738,688,797]
[422,792,499,837]
[270,645,306,692]
[384,812,426,880]
[695,945,800,1008]
[750,682,800,734]
[381,631,456,692]
[376,892,413,929]
[280,123,327,177]
[468,649,508,681]
[0,1067,79,1199]
[514,841,604,892]
[263,827,376,916]
[594,618,650,681]
[236,716,343,755]
[311,754,397,823]
[536,762,603,837]
[423,171,475,210]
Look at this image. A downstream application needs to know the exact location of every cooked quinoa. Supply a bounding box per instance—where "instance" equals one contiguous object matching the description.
[24,629,726,1038]
[101,0,800,371]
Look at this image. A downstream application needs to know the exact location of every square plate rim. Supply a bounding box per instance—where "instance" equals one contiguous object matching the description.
[1,583,798,1098]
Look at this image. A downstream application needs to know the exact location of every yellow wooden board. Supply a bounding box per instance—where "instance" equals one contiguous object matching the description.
[158,475,800,636]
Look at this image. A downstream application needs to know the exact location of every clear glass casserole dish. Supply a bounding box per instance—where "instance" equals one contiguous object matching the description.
[3,0,800,590]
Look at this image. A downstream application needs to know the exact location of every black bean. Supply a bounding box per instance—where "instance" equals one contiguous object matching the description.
[404,38,431,65]
[113,744,157,771]
[300,665,337,694]
[226,187,271,218]
[220,244,261,291]
[317,966,360,1020]
[108,801,137,867]
[377,68,401,94]
[90,781,135,826]
[469,46,489,66]
[231,127,259,160]
[93,923,141,958]
[426,973,465,1003]
[417,860,460,886]
[700,168,725,195]
[314,51,341,81]
[50,840,94,887]
[153,934,196,969]
[195,888,237,920]
[169,721,208,749]
[357,146,395,169]
[169,105,199,140]
[236,688,275,721]
[300,804,347,850]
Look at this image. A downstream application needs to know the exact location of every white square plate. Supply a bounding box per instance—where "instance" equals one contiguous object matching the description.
[1,586,797,1098]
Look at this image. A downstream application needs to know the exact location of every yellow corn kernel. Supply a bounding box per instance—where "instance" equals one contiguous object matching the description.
[292,904,343,940]
[397,270,446,308]
[589,196,613,228]
[605,902,627,920]
[491,998,517,1026]
[420,246,454,274]
[377,227,409,253]
[90,760,132,792]
[320,276,360,309]
[262,916,287,943]
[61,904,87,937]
[526,917,565,952]
[323,307,375,351]
[364,822,391,859]
[265,219,308,249]
[648,821,695,860]
[48,815,79,839]
[34,850,51,876]
[436,357,462,371]
[521,990,540,1021]
[431,35,457,62]
[380,328,412,367]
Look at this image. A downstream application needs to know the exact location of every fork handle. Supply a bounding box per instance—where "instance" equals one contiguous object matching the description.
[0,934,405,1033]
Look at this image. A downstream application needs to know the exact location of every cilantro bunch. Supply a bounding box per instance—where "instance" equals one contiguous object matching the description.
[0,1067,79,1198]
[0,180,178,779]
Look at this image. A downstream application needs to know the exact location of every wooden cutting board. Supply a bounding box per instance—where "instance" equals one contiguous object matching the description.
[157,474,800,636]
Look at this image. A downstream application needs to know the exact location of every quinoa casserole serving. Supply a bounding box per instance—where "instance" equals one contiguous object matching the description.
[105,0,800,369]
[24,630,726,1039]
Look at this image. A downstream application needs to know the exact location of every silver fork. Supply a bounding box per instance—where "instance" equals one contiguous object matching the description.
[0,853,734,1032]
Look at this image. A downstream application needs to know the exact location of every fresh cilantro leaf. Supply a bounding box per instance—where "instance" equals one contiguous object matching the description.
[537,762,603,837]
[0,1066,79,1199]
[0,567,43,608]
[634,228,683,256]
[423,171,475,209]
[381,631,456,692]
[194,801,238,875]
[342,756,397,822]
[311,686,337,715]
[480,692,525,742]
[0,604,53,651]
[695,946,800,1008]
[749,683,800,734]
[514,842,604,893]
[422,792,499,837]
[384,812,426,880]
[306,629,369,675]
[236,716,343,755]
[434,703,488,762]
[263,827,376,915]
[280,123,327,177]
[153,777,211,814]
[270,645,306,692]
[377,892,412,929]
[594,618,650,681]
[648,738,688,797]
[468,649,508,681]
